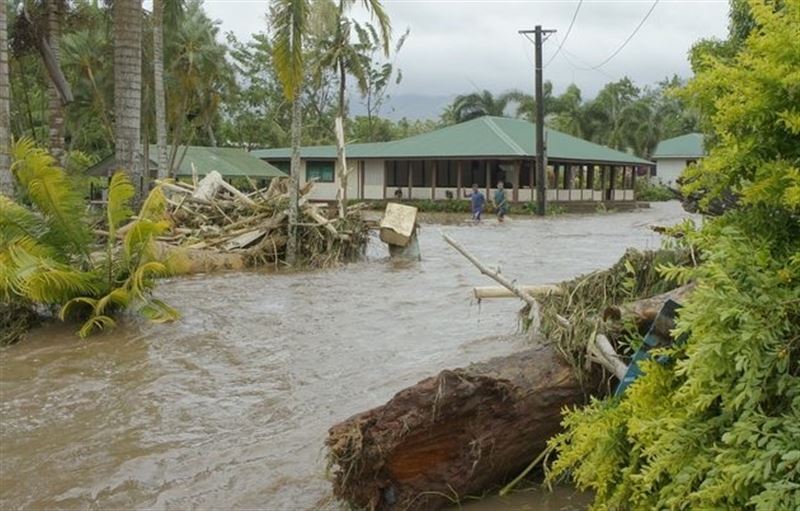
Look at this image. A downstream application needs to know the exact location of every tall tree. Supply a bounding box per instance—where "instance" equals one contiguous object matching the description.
[113,0,144,201]
[0,0,12,196]
[46,0,64,161]
[152,0,168,178]
[316,0,391,216]
[270,0,309,265]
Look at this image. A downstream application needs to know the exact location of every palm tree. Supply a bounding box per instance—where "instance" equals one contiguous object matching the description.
[316,0,391,215]
[46,0,65,162]
[270,0,309,265]
[550,84,588,138]
[113,0,144,201]
[451,90,512,123]
[153,0,169,178]
[0,0,12,197]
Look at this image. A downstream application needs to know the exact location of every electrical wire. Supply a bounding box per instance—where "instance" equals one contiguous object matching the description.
[544,0,583,68]
[559,0,660,71]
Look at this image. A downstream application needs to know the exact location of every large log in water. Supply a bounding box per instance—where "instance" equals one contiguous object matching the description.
[325,344,591,510]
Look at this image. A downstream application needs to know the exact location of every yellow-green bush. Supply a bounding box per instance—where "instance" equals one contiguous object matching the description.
[547,2,800,509]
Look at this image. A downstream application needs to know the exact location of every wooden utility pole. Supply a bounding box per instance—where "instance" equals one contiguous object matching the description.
[520,26,555,216]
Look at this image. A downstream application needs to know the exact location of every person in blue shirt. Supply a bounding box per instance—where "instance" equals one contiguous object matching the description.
[493,181,508,222]
[467,184,485,223]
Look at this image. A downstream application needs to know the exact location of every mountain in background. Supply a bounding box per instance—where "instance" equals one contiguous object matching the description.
[350,93,455,121]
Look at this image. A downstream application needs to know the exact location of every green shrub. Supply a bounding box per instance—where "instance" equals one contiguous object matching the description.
[547,2,800,509]
[635,180,676,201]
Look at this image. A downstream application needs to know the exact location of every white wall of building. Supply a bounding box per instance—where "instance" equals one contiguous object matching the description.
[655,158,689,187]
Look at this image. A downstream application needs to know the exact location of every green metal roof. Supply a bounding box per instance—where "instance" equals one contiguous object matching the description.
[87,145,287,178]
[652,133,706,159]
[252,116,653,165]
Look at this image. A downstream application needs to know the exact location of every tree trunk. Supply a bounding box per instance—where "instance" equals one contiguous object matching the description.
[286,93,301,265]
[153,0,169,179]
[326,344,594,510]
[336,59,347,217]
[47,0,65,163]
[114,0,144,201]
[0,0,12,196]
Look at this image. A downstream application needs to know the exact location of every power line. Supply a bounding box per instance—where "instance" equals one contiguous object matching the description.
[544,0,583,68]
[561,0,660,71]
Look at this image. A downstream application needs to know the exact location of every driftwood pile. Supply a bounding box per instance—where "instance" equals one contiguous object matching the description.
[325,246,694,510]
[156,171,368,270]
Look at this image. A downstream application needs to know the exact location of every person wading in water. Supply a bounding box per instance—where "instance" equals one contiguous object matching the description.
[493,181,508,223]
[466,184,485,224]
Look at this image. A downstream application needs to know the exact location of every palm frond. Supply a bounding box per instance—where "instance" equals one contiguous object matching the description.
[122,220,171,265]
[138,298,180,323]
[77,315,117,338]
[106,172,135,237]
[60,296,98,321]
[0,195,46,246]
[359,0,391,55]
[271,0,310,100]
[7,245,100,304]
[138,185,168,222]
[10,139,92,259]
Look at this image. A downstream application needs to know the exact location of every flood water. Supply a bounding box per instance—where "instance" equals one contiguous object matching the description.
[1,202,692,510]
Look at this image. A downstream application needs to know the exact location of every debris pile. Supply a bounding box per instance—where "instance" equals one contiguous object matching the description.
[157,171,369,269]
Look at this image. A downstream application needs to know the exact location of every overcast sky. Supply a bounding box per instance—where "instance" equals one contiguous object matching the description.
[200,0,731,118]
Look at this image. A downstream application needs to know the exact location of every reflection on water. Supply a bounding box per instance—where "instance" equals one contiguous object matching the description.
[1,202,692,510]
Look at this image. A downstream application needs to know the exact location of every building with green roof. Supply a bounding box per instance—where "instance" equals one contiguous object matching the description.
[88,145,287,180]
[652,133,706,187]
[253,116,654,203]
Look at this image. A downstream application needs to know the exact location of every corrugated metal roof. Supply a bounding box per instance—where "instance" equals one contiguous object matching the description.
[251,116,654,165]
[652,133,705,159]
[87,145,287,178]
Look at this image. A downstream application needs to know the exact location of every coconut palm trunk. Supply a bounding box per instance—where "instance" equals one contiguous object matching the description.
[0,0,12,196]
[47,0,65,162]
[335,58,347,217]
[153,0,169,179]
[114,0,144,201]
[287,92,301,264]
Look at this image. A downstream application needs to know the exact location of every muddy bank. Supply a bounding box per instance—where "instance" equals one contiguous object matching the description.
[0,202,693,509]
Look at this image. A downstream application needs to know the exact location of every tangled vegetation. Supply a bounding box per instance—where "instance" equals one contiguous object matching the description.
[536,248,691,385]
[635,180,676,202]
[546,1,800,509]
[1,140,182,343]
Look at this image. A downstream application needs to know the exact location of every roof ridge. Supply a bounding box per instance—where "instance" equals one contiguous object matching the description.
[482,117,527,156]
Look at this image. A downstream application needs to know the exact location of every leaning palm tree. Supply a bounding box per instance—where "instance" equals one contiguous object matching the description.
[270,0,309,265]
[0,0,12,197]
[314,0,390,216]
[113,0,144,201]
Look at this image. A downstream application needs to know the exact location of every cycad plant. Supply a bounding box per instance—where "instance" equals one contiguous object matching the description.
[1,139,180,342]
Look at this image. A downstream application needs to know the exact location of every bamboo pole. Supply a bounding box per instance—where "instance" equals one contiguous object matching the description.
[473,284,562,300]
[442,232,541,331]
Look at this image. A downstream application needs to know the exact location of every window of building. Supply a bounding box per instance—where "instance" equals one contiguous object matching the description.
[306,160,335,183]
[386,161,409,187]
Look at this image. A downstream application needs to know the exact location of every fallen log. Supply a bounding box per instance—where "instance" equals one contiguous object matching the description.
[603,282,695,330]
[326,343,592,510]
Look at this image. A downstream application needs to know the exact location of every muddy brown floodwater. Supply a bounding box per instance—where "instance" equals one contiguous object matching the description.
[1,202,694,510]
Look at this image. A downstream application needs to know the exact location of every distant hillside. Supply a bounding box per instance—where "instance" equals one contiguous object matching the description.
[350,93,455,121]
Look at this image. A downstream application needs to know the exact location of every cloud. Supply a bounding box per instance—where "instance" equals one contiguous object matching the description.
[200,0,729,116]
